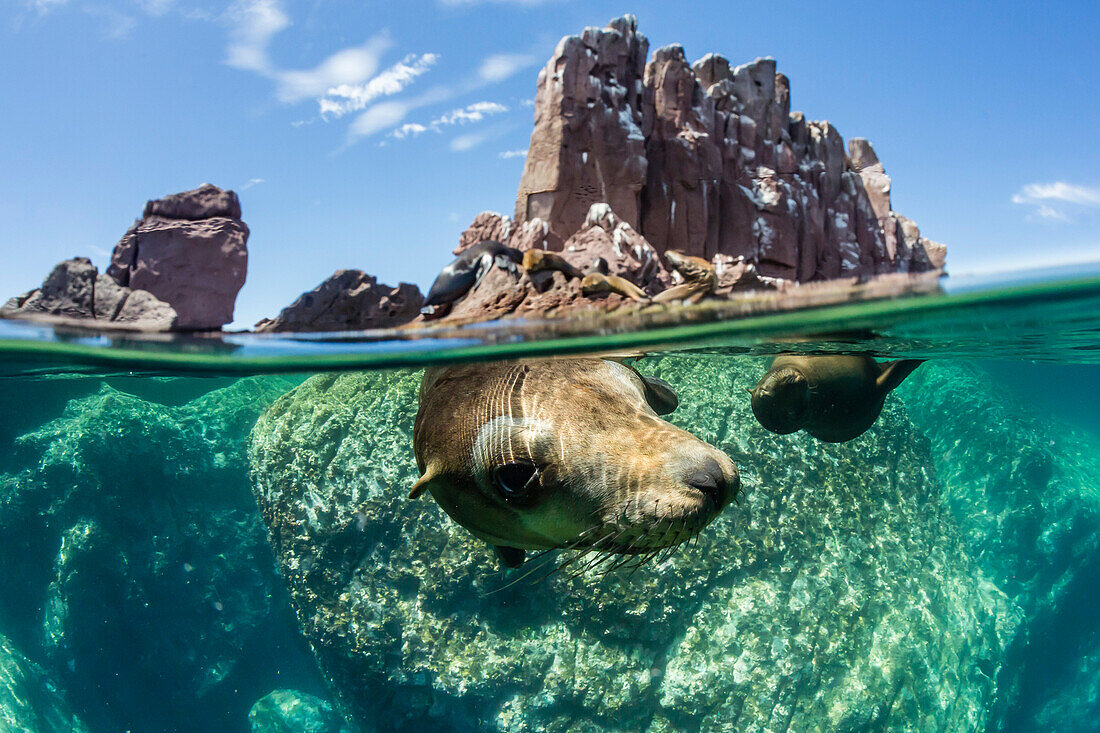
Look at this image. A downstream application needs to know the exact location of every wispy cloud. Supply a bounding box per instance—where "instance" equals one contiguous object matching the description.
[478,53,536,83]
[83,4,138,38]
[374,101,508,142]
[319,53,438,118]
[224,0,395,103]
[25,0,68,15]
[451,131,491,152]
[1012,182,1100,222]
[498,149,527,159]
[240,177,265,190]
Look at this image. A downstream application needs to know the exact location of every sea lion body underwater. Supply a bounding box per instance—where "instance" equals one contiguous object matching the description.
[749,355,924,442]
[421,240,523,316]
[412,359,739,568]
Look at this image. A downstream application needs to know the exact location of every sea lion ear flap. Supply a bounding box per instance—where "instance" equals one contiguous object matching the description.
[638,374,679,415]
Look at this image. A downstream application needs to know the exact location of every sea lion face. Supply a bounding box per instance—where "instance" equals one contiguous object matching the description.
[413,359,739,559]
[750,366,811,435]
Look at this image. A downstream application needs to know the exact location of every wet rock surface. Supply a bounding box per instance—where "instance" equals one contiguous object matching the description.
[0,257,178,330]
[249,689,352,733]
[256,270,423,332]
[513,16,944,280]
[900,363,1100,732]
[0,376,324,733]
[249,359,1011,732]
[107,184,249,330]
[0,633,90,733]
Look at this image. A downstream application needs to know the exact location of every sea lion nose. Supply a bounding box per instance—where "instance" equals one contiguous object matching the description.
[685,456,729,505]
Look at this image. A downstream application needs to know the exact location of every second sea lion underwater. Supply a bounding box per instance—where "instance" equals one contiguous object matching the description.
[411,358,740,570]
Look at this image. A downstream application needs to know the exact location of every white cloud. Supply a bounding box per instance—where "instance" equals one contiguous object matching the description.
[319,53,438,118]
[439,0,558,5]
[82,5,138,38]
[375,101,509,141]
[240,177,265,190]
[392,123,428,139]
[224,0,289,74]
[450,132,490,152]
[137,0,176,16]
[1012,181,1100,222]
[478,53,536,83]
[498,149,527,159]
[435,101,508,125]
[349,100,411,138]
[275,37,391,103]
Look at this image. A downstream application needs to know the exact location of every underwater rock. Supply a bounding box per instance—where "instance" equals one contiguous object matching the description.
[249,358,1010,732]
[248,690,351,733]
[0,632,90,733]
[0,376,320,732]
[0,257,179,330]
[512,16,945,278]
[107,183,248,330]
[255,270,423,332]
[900,362,1100,731]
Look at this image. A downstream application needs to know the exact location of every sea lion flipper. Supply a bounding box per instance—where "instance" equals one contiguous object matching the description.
[876,359,925,394]
[493,545,526,568]
[637,374,679,415]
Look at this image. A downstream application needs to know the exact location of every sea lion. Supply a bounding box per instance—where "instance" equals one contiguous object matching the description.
[580,273,650,303]
[521,249,583,280]
[411,358,740,568]
[749,355,924,442]
[421,241,523,317]
[653,251,717,304]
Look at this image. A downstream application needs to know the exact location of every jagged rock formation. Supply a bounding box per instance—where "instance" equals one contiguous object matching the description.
[1,257,178,330]
[511,16,945,280]
[248,360,1010,732]
[255,270,423,332]
[107,184,249,330]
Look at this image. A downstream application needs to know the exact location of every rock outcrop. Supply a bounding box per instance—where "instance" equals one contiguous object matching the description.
[255,270,423,332]
[248,690,351,733]
[107,184,249,330]
[0,633,90,732]
[248,360,1011,732]
[512,16,945,280]
[1,257,178,330]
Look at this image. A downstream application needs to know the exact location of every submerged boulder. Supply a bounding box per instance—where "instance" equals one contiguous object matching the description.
[248,358,1010,731]
[248,689,351,733]
[0,376,320,732]
[0,633,90,733]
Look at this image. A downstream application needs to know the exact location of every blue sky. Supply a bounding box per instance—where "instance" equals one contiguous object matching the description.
[3,0,1098,328]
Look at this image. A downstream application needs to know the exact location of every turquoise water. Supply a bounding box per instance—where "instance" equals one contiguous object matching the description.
[2,267,1100,732]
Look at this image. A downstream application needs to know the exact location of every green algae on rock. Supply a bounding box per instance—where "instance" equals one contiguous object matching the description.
[248,358,1013,732]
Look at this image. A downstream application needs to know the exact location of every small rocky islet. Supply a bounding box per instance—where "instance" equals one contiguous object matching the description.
[3,15,944,335]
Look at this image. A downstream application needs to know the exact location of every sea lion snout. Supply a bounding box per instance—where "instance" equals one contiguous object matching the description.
[683,455,737,508]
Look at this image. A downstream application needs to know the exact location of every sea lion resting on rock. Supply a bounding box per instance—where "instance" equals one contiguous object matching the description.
[654,251,717,304]
[421,241,523,317]
[580,273,649,303]
[749,355,924,442]
[522,249,583,280]
[412,358,739,568]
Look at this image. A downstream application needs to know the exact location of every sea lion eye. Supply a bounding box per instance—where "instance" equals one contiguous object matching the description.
[492,462,539,498]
